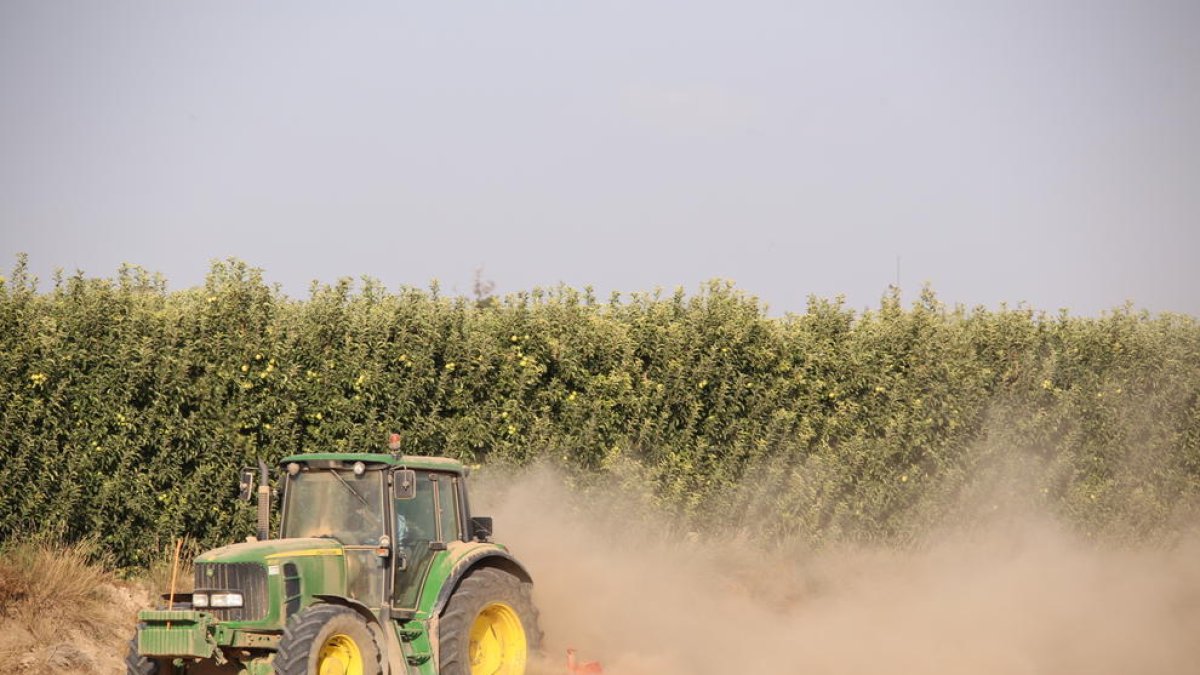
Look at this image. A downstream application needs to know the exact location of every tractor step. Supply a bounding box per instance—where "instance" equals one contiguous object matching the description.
[406,652,432,666]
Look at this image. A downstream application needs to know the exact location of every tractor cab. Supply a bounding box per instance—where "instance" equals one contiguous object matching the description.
[276,455,472,616]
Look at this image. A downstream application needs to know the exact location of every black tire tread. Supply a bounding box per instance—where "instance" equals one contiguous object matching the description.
[438,567,541,675]
[274,603,381,675]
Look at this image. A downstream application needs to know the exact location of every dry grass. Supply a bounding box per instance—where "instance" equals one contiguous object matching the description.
[0,539,149,674]
[0,540,112,619]
[141,538,197,597]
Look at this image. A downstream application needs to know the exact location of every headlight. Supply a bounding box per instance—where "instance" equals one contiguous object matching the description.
[210,592,244,608]
[192,592,243,608]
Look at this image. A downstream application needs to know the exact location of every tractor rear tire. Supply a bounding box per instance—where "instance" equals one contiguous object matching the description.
[125,635,159,675]
[274,603,382,675]
[439,567,541,675]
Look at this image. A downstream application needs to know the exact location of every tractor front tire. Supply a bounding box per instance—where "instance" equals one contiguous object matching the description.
[439,567,541,675]
[274,604,382,675]
[125,636,159,675]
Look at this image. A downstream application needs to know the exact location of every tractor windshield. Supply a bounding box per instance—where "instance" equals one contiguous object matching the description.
[282,469,387,546]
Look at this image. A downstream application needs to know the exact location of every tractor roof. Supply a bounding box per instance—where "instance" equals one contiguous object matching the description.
[278,452,468,474]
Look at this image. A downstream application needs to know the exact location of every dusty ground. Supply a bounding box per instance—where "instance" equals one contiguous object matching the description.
[0,582,148,674]
[7,468,1200,674]
[0,541,151,674]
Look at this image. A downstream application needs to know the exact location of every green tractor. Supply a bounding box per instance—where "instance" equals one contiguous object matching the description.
[128,449,540,675]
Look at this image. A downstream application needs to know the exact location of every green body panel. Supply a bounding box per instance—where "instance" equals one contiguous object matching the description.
[194,537,347,635]
[243,661,276,675]
[137,610,215,659]
[195,536,346,566]
[414,540,508,619]
[279,452,468,474]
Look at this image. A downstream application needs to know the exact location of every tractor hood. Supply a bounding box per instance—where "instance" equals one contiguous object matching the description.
[195,537,345,565]
[188,538,348,629]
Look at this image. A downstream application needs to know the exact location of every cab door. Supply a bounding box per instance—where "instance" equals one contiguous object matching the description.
[391,471,463,610]
[335,468,390,613]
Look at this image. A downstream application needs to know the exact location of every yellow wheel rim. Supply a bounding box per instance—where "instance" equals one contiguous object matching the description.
[317,633,363,675]
[468,601,527,675]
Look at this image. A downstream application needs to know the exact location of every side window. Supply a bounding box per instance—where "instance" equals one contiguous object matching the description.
[436,475,462,542]
[395,475,436,546]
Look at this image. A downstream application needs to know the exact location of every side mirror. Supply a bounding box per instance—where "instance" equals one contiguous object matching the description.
[470,516,493,542]
[395,469,417,500]
[238,468,256,501]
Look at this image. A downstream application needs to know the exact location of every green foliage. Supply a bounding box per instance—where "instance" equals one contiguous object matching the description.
[2,259,1198,567]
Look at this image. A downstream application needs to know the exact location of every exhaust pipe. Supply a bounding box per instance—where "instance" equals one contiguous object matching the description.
[257,460,271,541]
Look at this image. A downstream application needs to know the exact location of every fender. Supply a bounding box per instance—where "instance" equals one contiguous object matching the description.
[431,547,534,618]
[312,595,392,675]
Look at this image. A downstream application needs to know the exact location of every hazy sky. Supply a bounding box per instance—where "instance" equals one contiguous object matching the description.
[2,1,1197,315]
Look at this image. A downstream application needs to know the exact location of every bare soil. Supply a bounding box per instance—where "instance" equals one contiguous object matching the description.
[9,467,1200,674]
[0,540,150,672]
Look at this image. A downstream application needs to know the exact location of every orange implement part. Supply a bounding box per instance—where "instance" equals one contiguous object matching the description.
[165,538,183,629]
[567,648,603,674]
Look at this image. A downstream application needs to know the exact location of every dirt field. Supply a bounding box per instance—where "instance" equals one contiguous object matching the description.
[5,466,1198,674]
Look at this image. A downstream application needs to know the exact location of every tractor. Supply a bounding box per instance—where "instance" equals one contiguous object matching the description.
[127,447,540,675]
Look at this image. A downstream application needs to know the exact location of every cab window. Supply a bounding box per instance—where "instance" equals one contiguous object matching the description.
[436,474,462,542]
[282,469,385,545]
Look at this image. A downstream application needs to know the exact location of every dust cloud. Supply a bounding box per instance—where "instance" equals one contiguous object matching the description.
[474,466,1200,675]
